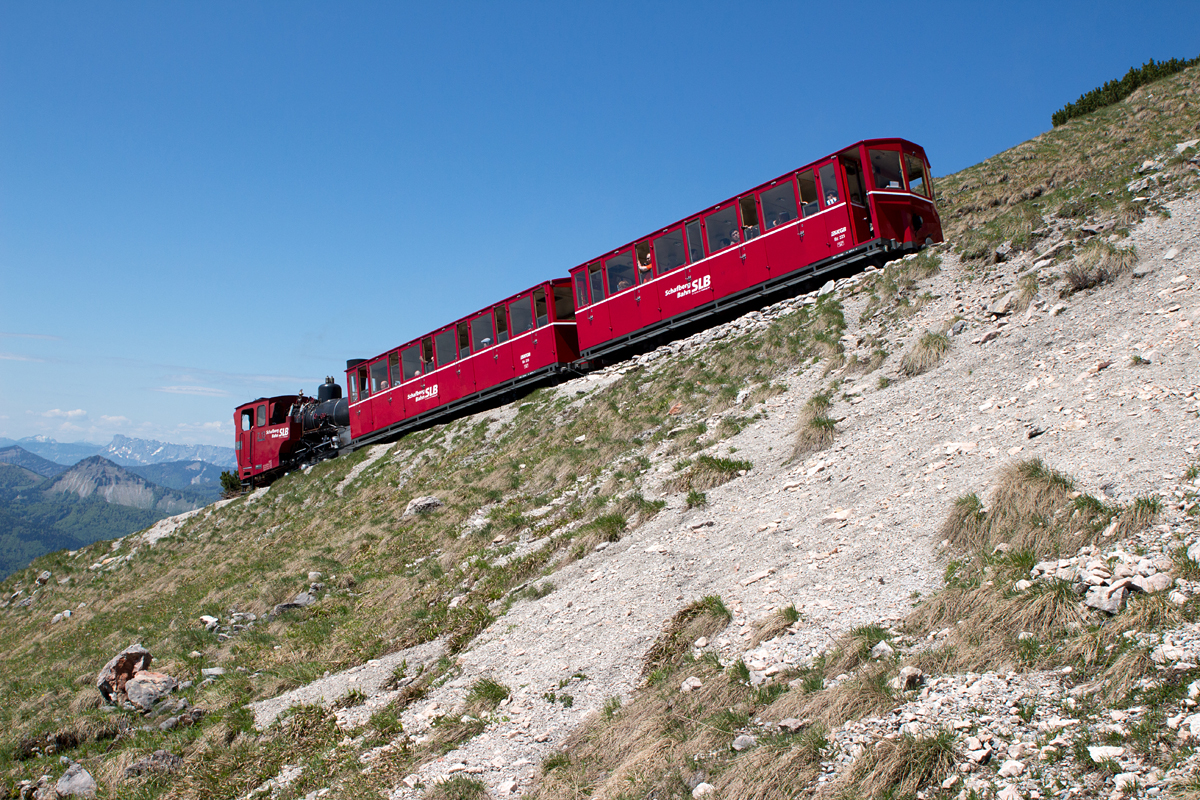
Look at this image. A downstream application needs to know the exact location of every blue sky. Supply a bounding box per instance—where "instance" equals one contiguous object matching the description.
[1,1,1196,447]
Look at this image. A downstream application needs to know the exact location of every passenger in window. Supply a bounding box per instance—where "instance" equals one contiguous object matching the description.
[617,279,631,291]
[481,337,492,347]
[637,251,652,279]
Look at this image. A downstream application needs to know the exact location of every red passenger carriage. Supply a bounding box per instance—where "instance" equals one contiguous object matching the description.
[569,138,941,360]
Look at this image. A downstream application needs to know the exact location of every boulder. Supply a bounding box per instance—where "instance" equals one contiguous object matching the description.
[125,671,179,712]
[97,644,152,704]
[55,764,96,798]
[890,666,924,691]
[403,496,445,516]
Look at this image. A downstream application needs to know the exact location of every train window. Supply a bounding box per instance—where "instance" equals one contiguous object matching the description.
[705,206,740,252]
[458,322,470,357]
[401,345,421,380]
[422,337,434,369]
[534,288,549,326]
[654,228,687,274]
[470,312,495,351]
[357,367,370,398]
[434,329,457,365]
[905,154,930,197]
[605,250,636,293]
[370,359,389,393]
[760,181,799,230]
[495,306,509,343]
[348,378,358,403]
[509,295,534,336]
[869,149,904,190]
[257,404,267,427]
[588,262,605,303]
[818,163,840,206]
[553,285,575,320]
[842,151,866,205]
[573,272,589,308]
[270,401,289,424]
[389,352,400,383]
[797,170,819,217]
[685,219,705,262]
[738,196,760,240]
[634,241,653,282]
[241,410,253,431]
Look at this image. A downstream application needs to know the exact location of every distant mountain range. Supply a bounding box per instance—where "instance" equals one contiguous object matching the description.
[0,452,213,578]
[0,434,235,469]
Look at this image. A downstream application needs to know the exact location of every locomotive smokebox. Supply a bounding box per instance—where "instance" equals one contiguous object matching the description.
[298,398,350,431]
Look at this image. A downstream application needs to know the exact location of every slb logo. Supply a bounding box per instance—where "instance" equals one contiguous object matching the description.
[407,385,439,402]
[664,274,711,300]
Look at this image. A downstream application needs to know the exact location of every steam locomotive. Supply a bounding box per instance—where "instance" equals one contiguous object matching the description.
[235,138,943,486]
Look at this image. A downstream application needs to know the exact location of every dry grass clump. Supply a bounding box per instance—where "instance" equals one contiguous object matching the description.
[640,595,731,677]
[822,624,893,678]
[792,391,837,460]
[424,775,490,800]
[767,661,897,731]
[1117,494,1162,536]
[831,729,957,800]
[665,454,753,494]
[750,605,800,647]
[1064,240,1138,291]
[710,724,828,800]
[899,331,949,376]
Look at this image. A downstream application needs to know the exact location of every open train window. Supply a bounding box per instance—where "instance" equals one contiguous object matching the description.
[818,163,840,206]
[389,352,400,383]
[738,196,760,240]
[370,358,389,392]
[553,285,575,320]
[905,154,930,197]
[797,170,819,217]
[588,262,605,303]
[509,295,534,336]
[401,344,421,381]
[241,409,253,431]
[257,404,267,427]
[686,219,705,262]
[534,288,549,327]
[573,272,589,308]
[760,181,799,230]
[705,206,740,252]
[841,151,866,205]
[434,328,457,366]
[422,337,434,369]
[654,228,687,275]
[270,401,289,424]
[356,367,370,398]
[495,306,509,343]
[605,250,636,293]
[470,312,495,351]
[869,149,904,190]
[634,241,653,282]
[458,322,470,357]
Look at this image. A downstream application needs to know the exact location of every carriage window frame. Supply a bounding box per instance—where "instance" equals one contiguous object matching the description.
[904,153,930,198]
[241,409,253,431]
[495,305,509,343]
[370,358,390,393]
[573,271,589,308]
[470,311,495,352]
[401,344,422,381]
[356,367,369,399]
[434,328,457,366]
[654,227,688,275]
[509,294,535,336]
[704,205,740,253]
[389,351,400,383]
[605,249,637,294]
[817,162,841,207]
[759,180,799,230]
[797,169,819,217]
[587,262,605,303]
[869,148,905,191]
[685,219,705,262]
[533,288,549,327]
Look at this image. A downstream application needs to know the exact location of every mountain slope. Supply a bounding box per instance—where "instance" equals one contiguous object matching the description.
[0,446,67,478]
[127,460,225,501]
[1,62,1199,800]
[42,456,207,515]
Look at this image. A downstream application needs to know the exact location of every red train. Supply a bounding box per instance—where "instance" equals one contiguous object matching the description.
[235,138,942,486]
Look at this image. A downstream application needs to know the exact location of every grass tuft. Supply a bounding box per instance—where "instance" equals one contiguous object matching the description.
[900,331,950,377]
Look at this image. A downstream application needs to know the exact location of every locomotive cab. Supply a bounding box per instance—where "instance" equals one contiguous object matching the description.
[234,379,350,487]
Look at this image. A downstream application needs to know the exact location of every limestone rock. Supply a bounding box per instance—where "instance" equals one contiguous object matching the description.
[869,640,894,659]
[97,644,152,704]
[403,496,445,516]
[778,717,810,733]
[731,734,756,751]
[997,759,1025,778]
[890,666,924,691]
[680,676,702,693]
[55,764,96,798]
[692,783,715,798]
[125,671,179,712]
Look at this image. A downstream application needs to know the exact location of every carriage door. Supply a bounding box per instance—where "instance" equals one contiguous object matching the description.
[239,408,254,478]
[840,149,872,245]
[816,158,852,257]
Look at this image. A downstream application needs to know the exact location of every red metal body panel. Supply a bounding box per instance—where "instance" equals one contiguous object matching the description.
[234,396,300,483]
[569,138,942,356]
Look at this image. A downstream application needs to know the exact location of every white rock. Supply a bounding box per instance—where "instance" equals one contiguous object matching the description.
[1170,590,1189,606]
[1164,247,1181,261]
[1114,773,1140,791]
[681,676,702,693]
[997,759,1025,778]
[1087,744,1125,761]
[692,783,715,798]
[496,780,518,795]
[731,734,756,751]
[869,640,894,659]
[996,786,1023,800]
